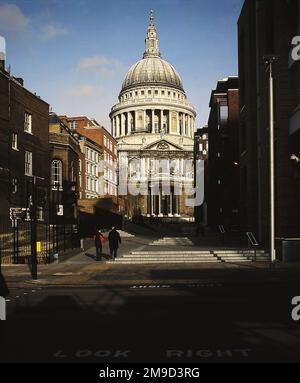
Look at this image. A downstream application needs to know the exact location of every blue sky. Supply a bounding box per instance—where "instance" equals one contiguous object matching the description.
[0,0,244,130]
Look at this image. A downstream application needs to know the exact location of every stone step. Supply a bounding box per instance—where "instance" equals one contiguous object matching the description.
[119,256,218,260]
[106,259,220,264]
[131,251,212,255]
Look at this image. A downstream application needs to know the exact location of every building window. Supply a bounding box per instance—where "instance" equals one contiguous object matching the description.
[24,112,32,133]
[155,90,158,95]
[70,120,78,130]
[51,159,63,190]
[162,90,165,96]
[12,133,18,150]
[148,90,151,95]
[219,103,228,125]
[12,178,18,194]
[25,151,33,176]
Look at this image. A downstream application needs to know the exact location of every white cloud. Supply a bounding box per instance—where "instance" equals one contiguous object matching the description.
[0,3,30,33]
[65,84,97,97]
[77,55,125,77]
[41,24,69,40]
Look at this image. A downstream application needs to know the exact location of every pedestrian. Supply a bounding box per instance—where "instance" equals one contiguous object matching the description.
[94,228,105,261]
[108,226,121,261]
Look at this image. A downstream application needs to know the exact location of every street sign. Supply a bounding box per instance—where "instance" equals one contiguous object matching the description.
[57,204,64,216]
[9,207,28,221]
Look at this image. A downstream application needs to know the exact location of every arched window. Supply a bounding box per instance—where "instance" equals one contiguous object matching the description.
[51,160,63,190]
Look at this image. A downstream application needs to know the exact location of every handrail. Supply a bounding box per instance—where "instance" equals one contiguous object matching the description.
[246,232,259,246]
[246,232,259,261]
[218,225,225,234]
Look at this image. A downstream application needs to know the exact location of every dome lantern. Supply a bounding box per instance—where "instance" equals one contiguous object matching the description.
[143,10,160,59]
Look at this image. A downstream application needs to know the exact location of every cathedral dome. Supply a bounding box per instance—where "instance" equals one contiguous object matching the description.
[122,57,184,92]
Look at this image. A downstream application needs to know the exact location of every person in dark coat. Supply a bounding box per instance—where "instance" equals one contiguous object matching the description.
[108,227,121,261]
[94,229,105,261]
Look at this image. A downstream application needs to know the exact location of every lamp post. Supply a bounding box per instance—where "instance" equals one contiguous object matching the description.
[264,55,279,266]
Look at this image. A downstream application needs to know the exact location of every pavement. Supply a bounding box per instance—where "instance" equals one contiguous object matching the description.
[1,234,300,363]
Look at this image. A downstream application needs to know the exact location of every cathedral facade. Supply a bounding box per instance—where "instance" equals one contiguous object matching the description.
[110,12,196,219]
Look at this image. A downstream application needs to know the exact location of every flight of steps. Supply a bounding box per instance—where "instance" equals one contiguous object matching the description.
[106,250,219,264]
[150,237,194,246]
[117,230,135,238]
[216,250,269,263]
[106,249,269,265]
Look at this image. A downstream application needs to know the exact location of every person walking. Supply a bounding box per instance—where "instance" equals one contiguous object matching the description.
[94,228,105,261]
[108,226,121,261]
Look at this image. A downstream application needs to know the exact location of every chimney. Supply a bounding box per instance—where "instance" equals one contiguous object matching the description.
[0,36,6,71]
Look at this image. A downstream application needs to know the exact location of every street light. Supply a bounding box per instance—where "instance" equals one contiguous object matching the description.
[264,55,279,266]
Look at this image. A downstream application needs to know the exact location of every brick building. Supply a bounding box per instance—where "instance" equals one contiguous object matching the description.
[238,0,300,245]
[49,113,80,224]
[206,77,240,230]
[0,60,49,221]
[59,115,117,197]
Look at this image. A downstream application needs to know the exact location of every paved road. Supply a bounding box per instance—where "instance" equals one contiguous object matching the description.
[1,236,300,363]
[1,276,300,363]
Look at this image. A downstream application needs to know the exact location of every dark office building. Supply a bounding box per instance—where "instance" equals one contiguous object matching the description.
[238,0,300,245]
[206,77,240,231]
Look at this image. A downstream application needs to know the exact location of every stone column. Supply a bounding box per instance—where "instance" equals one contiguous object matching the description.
[169,188,173,216]
[168,110,172,134]
[158,187,162,216]
[144,110,147,132]
[116,115,119,137]
[151,109,155,133]
[182,113,186,136]
[121,114,125,136]
[160,109,164,133]
[134,111,137,132]
[176,112,180,134]
[112,117,116,137]
[126,112,130,136]
[187,115,190,136]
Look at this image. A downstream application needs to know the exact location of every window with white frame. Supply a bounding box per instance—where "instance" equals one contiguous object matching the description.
[25,151,33,176]
[12,178,18,194]
[24,113,32,133]
[70,120,78,130]
[51,159,63,189]
[12,133,18,150]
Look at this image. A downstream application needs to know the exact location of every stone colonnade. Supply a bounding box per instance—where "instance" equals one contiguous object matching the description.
[112,109,195,138]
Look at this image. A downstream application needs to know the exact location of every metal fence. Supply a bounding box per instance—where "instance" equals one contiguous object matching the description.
[0,215,78,265]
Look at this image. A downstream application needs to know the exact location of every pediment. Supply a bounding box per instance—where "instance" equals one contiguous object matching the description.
[143,139,184,152]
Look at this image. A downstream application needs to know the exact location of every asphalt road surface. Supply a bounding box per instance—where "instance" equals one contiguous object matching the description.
[1,277,300,363]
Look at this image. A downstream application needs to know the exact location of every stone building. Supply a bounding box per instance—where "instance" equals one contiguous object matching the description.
[59,115,117,197]
[76,134,103,200]
[110,12,196,219]
[238,0,300,244]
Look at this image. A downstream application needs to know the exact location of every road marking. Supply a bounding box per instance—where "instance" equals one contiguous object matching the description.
[130,283,223,290]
